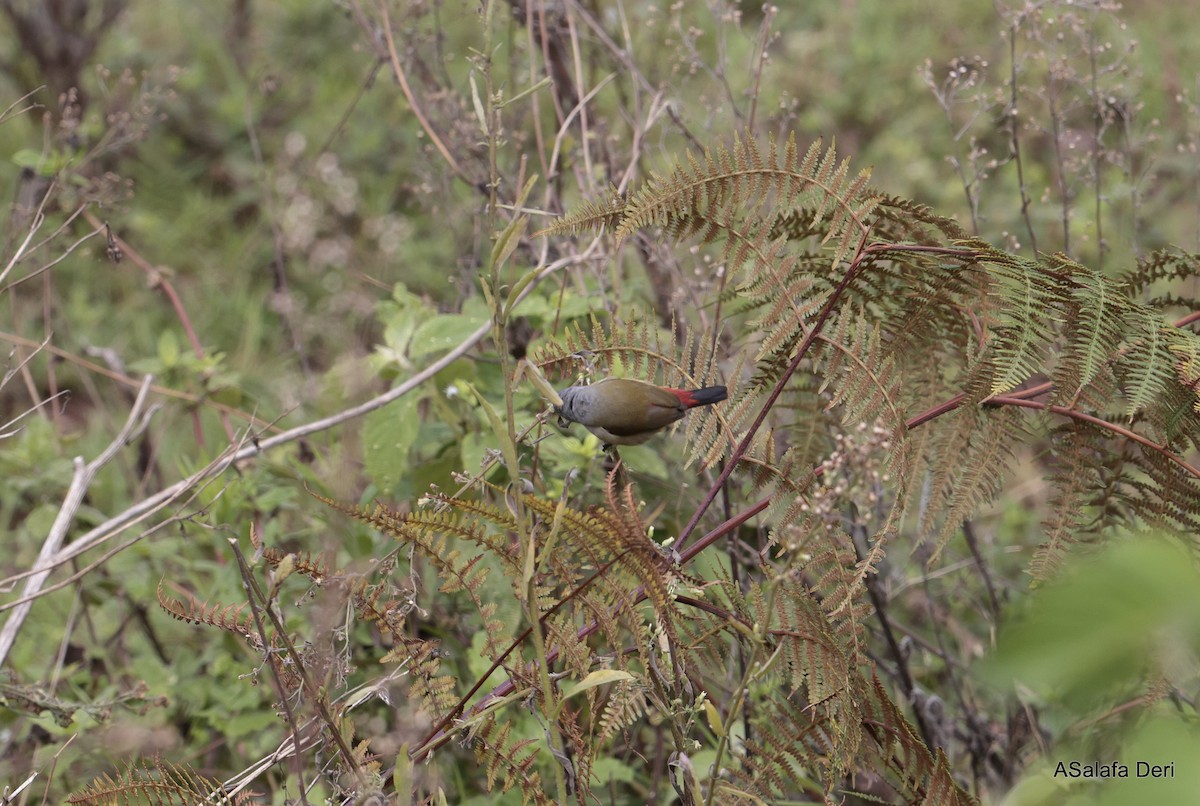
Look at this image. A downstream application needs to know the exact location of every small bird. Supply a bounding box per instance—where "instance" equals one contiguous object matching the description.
[554,377,727,446]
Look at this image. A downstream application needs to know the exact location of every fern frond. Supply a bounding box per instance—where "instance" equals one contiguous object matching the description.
[979,249,1062,397]
[871,194,970,244]
[1033,423,1107,580]
[69,758,251,805]
[592,679,646,749]
[471,716,553,805]
[1118,247,1200,301]
[765,579,854,704]
[314,494,513,660]
[262,546,332,582]
[1057,259,1126,399]
[1120,310,1184,417]
[533,185,625,238]
[733,695,853,797]
[913,405,1028,555]
[532,313,718,386]
[156,582,258,646]
[817,304,905,434]
[586,134,877,268]
[861,674,974,805]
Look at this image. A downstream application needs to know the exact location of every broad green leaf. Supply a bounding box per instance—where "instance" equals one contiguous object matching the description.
[982,537,1200,708]
[363,394,422,496]
[410,298,489,359]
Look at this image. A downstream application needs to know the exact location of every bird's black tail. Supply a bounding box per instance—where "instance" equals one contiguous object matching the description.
[681,386,727,407]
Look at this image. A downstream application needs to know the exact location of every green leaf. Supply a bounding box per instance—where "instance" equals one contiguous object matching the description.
[11,149,44,170]
[703,700,725,737]
[560,669,635,702]
[982,537,1200,708]
[490,175,537,274]
[374,284,433,367]
[469,70,488,135]
[590,757,639,786]
[503,264,540,319]
[619,443,670,481]
[363,393,422,496]
[393,743,414,801]
[461,380,518,479]
[410,298,489,360]
[510,289,604,323]
[491,215,525,276]
[157,329,181,368]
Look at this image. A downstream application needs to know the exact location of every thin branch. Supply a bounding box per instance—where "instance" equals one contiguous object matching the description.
[988,394,1200,479]
[1005,18,1039,255]
[0,322,487,598]
[0,376,158,664]
[409,493,770,762]
[0,206,45,286]
[0,85,44,124]
[0,329,278,434]
[1,246,581,604]
[673,235,876,553]
[374,0,472,186]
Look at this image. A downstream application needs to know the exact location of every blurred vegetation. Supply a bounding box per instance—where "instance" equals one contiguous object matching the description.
[1,0,1198,804]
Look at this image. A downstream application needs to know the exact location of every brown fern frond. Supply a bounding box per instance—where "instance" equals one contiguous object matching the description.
[915,405,1029,556]
[1118,248,1200,300]
[313,494,512,660]
[402,640,459,716]
[765,579,855,704]
[861,674,975,805]
[261,546,333,581]
[871,193,971,244]
[471,716,554,805]
[533,133,878,269]
[531,312,723,389]
[598,470,676,618]
[1033,422,1108,579]
[818,304,906,435]
[68,758,255,805]
[533,185,625,238]
[592,676,647,751]
[156,581,258,646]
[733,681,866,797]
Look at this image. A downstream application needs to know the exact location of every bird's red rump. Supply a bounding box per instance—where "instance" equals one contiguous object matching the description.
[671,386,728,408]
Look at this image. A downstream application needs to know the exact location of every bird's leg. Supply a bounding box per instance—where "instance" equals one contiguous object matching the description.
[601,445,620,473]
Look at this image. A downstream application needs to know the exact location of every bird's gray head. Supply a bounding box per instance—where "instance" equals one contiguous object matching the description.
[554,385,588,426]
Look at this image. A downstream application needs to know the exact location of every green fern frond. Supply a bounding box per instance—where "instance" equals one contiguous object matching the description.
[1057,260,1127,399]
[1120,450,1200,534]
[980,250,1063,397]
